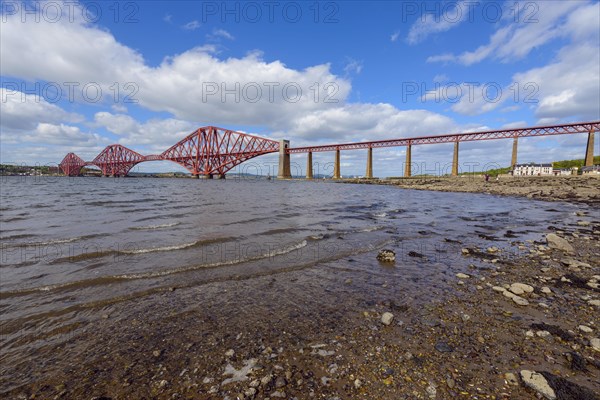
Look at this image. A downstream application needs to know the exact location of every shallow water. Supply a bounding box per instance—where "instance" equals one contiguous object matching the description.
[0,176,585,393]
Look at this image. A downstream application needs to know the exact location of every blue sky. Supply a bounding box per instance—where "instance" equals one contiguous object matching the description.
[1,0,599,176]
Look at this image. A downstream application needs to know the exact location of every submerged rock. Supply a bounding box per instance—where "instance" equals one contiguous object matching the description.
[377,249,396,262]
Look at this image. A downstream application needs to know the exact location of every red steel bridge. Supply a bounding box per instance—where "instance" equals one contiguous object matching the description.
[60,121,599,178]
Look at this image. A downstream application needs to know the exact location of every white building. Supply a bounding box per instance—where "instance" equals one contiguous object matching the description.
[512,163,553,176]
[552,168,575,176]
[582,165,600,175]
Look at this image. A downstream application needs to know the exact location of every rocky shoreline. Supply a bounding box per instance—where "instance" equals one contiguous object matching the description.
[342,176,600,204]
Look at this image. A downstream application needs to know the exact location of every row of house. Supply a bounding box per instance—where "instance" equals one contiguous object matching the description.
[512,163,600,176]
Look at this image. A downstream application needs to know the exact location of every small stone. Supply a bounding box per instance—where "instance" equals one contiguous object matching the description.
[577,220,590,226]
[426,382,437,398]
[275,376,287,388]
[377,249,396,262]
[245,387,257,397]
[588,299,600,306]
[492,286,506,293]
[249,379,260,388]
[461,248,470,255]
[541,286,551,294]
[271,390,286,398]
[260,374,272,386]
[504,372,518,386]
[354,378,362,389]
[578,325,593,333]
[510,283,534,294]
[536,330,551,337]
[456,273,470,279]
[519,370,556,400]
[461,314,470,322]
[381,312,394,326]
[446,378,455,388]
[526,330,535,337]
[158,380,168,389]
[152,350,162,357]
[344,278,352,285]
[225,349,235,357]
[512,295,529,306]
[590,338,600,351]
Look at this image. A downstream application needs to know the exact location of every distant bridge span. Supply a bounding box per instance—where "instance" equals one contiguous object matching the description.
[60,121,598,178]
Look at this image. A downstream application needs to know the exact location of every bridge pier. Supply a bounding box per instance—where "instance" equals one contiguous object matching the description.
[585,129,595,166]
[278,140,291,179]
[333,148,341,179]
[404,144,412,177]
[217,174,226,179]
[365,147,373,178]
[306,152,313,179]
[452,141,459,176]
[511,137,518,168]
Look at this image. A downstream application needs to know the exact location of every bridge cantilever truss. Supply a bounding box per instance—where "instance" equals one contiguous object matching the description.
[59,126,280,177]
[59,121,598,178]
[161,126,279,176]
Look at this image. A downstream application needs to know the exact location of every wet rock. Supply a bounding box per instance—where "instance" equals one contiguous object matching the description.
[377,249,395,262]
[519,370,556,400]
[541,286,552,294]
[435,341,454,353]
[546,233,574,253]
[539,371,599,400]
[588,299,600,306]
[578,325,593,333]
[456,273,470,279]
[271,390,286,398]
[225,349,235,357]
[565,352,588,372]
[381,312,394,326]
[590,338,600,352]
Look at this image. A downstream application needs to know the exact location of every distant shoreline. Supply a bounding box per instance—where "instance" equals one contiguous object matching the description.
[339,175,600,205]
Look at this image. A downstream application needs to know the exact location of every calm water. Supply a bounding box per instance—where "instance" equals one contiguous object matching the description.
[0,176,583,391]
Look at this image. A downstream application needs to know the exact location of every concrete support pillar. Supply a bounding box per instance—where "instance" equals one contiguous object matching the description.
[404,144,412,177]
[216,174,225,179]
[277,139,291,179]
[306,152,313,179]
[192,174,199,179]
[366,147,373,178]
[511,137,518,168]
[333,148,341,179]
[585,129,595,167]
[452,141,459,176]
